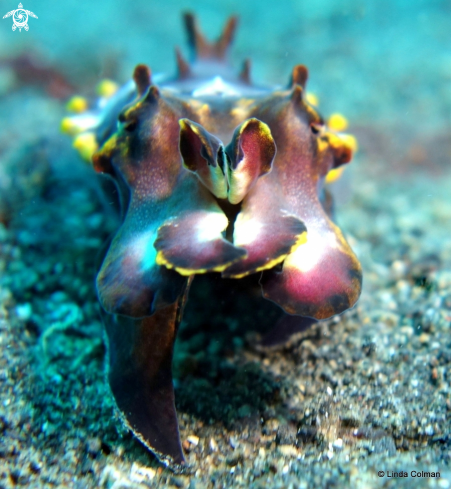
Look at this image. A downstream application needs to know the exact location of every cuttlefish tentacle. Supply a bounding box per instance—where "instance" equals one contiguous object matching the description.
[103,278,192,468]
[258,86,360,319]
[219,118,307,278]
[179,117,277,205]
[154,201,247,276]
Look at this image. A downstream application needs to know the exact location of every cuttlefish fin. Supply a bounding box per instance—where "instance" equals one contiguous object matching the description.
[103,284,190,468]
[179,118,228,199]
[225,118,276,205]
[155,207,247,276]
[222,180,306,278]
[261,219,362,320]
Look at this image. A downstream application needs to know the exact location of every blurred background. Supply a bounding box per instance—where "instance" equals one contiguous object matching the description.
[2,0,451,186]
[3,0,451,121]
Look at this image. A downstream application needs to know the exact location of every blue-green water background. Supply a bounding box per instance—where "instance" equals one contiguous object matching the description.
[2,0,450,131]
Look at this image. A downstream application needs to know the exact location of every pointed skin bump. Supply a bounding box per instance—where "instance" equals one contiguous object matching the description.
[155,208,247,276]
[175,47,191,80]
[239,59,251,85]
[179,118,228,199]
[214,16,238,59]
[290,65,309,89]
[144,84,160,104]
[133,64,152,97]
[103,301,185,466]
[183,12,237,61]
[225,118,276,205]
[291,85,304,106]
[183,12,210,60]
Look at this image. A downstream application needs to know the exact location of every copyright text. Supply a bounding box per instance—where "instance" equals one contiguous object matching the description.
[377,470,440,478]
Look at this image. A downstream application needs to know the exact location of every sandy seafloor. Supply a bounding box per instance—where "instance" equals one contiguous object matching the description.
[1,0,451,487]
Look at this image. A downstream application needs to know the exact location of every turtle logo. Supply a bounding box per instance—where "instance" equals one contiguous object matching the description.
[3,3,37,32]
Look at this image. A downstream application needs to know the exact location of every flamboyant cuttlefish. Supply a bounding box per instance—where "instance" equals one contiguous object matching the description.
[62,13,362,469]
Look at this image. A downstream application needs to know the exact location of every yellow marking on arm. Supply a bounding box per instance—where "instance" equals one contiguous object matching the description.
[96,79,119,98]
[325,166,345,184]
[156,251,235,276]
[61,117,79,135]
[227,231,307,279]
[328,113,348,132]
[340,133,358,153]
[306,92,319,107]
[66,96,88,113]
[73,132,98,162]
[317,137,329,154]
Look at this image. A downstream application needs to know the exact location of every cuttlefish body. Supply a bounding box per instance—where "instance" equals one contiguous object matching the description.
[63,13,361,468]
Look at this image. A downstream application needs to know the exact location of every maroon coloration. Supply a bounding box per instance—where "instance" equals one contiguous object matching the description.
[257,314,317,350]
[133,64,152,96]
[155,210,246,274]
[225,118,276,204]
[179,119,227,199]
[183,12,237,60]
[103,291,189,467]
[72,12,362,469]
[290,64,309,89]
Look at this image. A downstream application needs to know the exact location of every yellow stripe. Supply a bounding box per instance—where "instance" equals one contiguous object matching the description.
[226,230,307,279]
[156,250,241,276]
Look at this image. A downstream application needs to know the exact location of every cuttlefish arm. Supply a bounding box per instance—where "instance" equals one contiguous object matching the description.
[93,67,246,317]
[261,209,362,319]
[95,202,187,318]
[256,314,317,351]
[220,118,307,278]
[103,279,191,468]
[225,68,362,318]
[221,175,307,278]
[176,115,305,279]
[258,83,361,319]
[95,175,246,317]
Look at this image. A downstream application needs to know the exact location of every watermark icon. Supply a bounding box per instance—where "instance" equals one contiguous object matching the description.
[3,3,37,32]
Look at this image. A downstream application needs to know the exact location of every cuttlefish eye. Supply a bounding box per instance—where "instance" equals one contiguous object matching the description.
[118,111,137,132]
[310,122,323,135]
